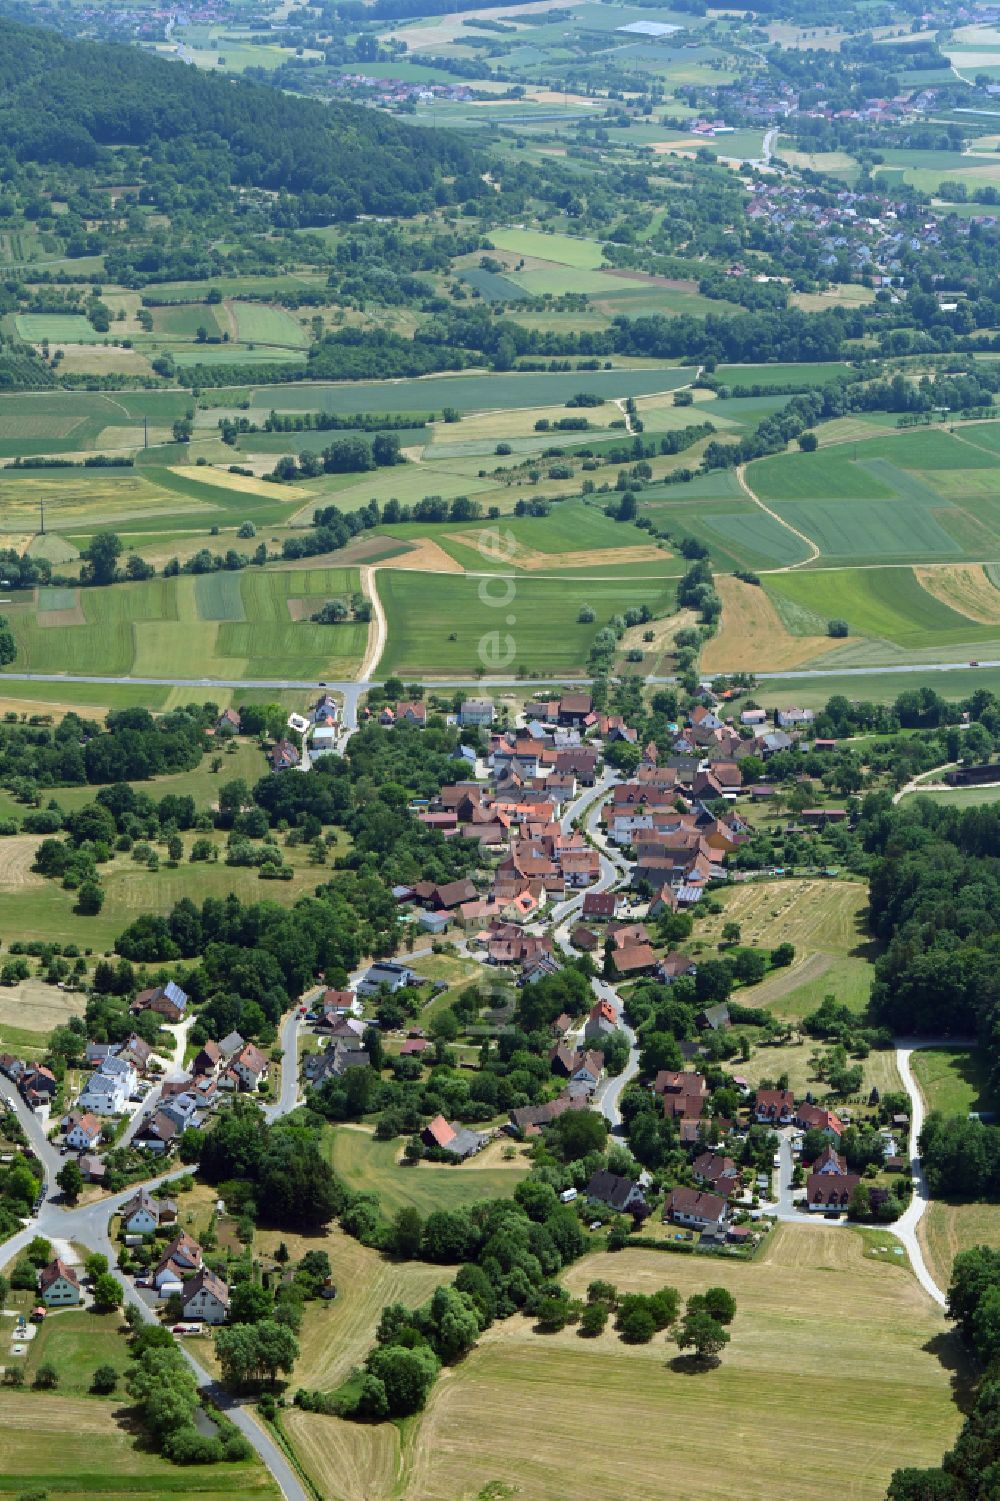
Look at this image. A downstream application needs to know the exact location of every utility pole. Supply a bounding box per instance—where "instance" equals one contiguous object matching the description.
[144,414,149,450]
[39,497,45,536]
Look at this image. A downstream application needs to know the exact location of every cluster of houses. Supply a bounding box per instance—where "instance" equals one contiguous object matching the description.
[119,1195,233,1324]
[303,988,372,1086]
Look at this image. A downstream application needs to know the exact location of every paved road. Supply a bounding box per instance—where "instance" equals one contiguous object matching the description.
[264,1009,304,1122]
[590,976,640,1130]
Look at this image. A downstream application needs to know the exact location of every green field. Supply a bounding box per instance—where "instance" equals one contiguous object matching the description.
[232,303,309,347]
[149,303,227,339]
[4,566,366,680]
[15,313,106,344]
[376,570,675,676]
[911,1047,996,1118]
[0,390,188,459]
[251,368,690,416]
[328,1126,526,1216]
[766,568,997,651]
[742,428,1000,565]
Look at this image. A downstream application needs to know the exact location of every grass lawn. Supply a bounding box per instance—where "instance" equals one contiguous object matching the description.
[736,954,873,1023]
[20,1308,128,1396]
[385,1225,962,1501]
[327,1125,526,1218]
[911,1047,996,1117]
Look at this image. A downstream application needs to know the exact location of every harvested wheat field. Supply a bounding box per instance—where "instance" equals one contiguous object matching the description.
[915,563,1000,624]
[0,976,84,1035]
[701,574,836,671]
[284,1410,403,1501]
[174,465,313,501]
[398,1226,961,1501]
[0,834,44,888]
[377,538,464,574]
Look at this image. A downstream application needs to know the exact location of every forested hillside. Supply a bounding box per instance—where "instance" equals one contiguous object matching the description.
[0,16,474,223]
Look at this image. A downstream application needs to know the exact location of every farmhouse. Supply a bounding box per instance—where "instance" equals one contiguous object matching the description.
[421,1113,486,1160]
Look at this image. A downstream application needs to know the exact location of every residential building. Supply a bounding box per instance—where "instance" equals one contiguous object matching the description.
[358,961,418,996]
[39,1258,81,1307]
[121,1189,178,1235]
[586,1170,647,1214]
[229,1043,269,1092]
[807,1171,861,1212]
[132,980,189,1022]
[65,1113,102,1152]
[796,1102,844,1139]
[755,1088,796,1124]
[664,1186,728,1232]
[459,697,494,727]
[182,1269,231,1325]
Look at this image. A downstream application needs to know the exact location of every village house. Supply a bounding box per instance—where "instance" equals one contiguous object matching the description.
[358,961,419,996]
[182,1268,231,1325]
[121,1188,178,1235]
[270,739,301,772]
[39,1258,81,1307]
[586,1169,647,1215]
[459,696,494,728]
[225,1043,269,1092]
[132,980,189,1023]
[755,1087,796,1124]
[664,1186,728,1233]
[796,1102,844,1140]
[692,1151,742,1197]
[584,998,619,1042]
[65,1113,102,1152]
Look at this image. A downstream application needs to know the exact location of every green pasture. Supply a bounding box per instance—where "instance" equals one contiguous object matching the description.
[911,1047,996,1117]
[766,567,1000,650]
[376,570,675,676]
[15,313,104,344]
[487,227,605,268]
[716,361,856,388]
[174,345,304,368]
[150,303,227,339]
[232,302,309,347]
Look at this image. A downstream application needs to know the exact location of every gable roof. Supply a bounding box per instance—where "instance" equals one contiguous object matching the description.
[423,1114,457,1149]
[39,1257,80,1290]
